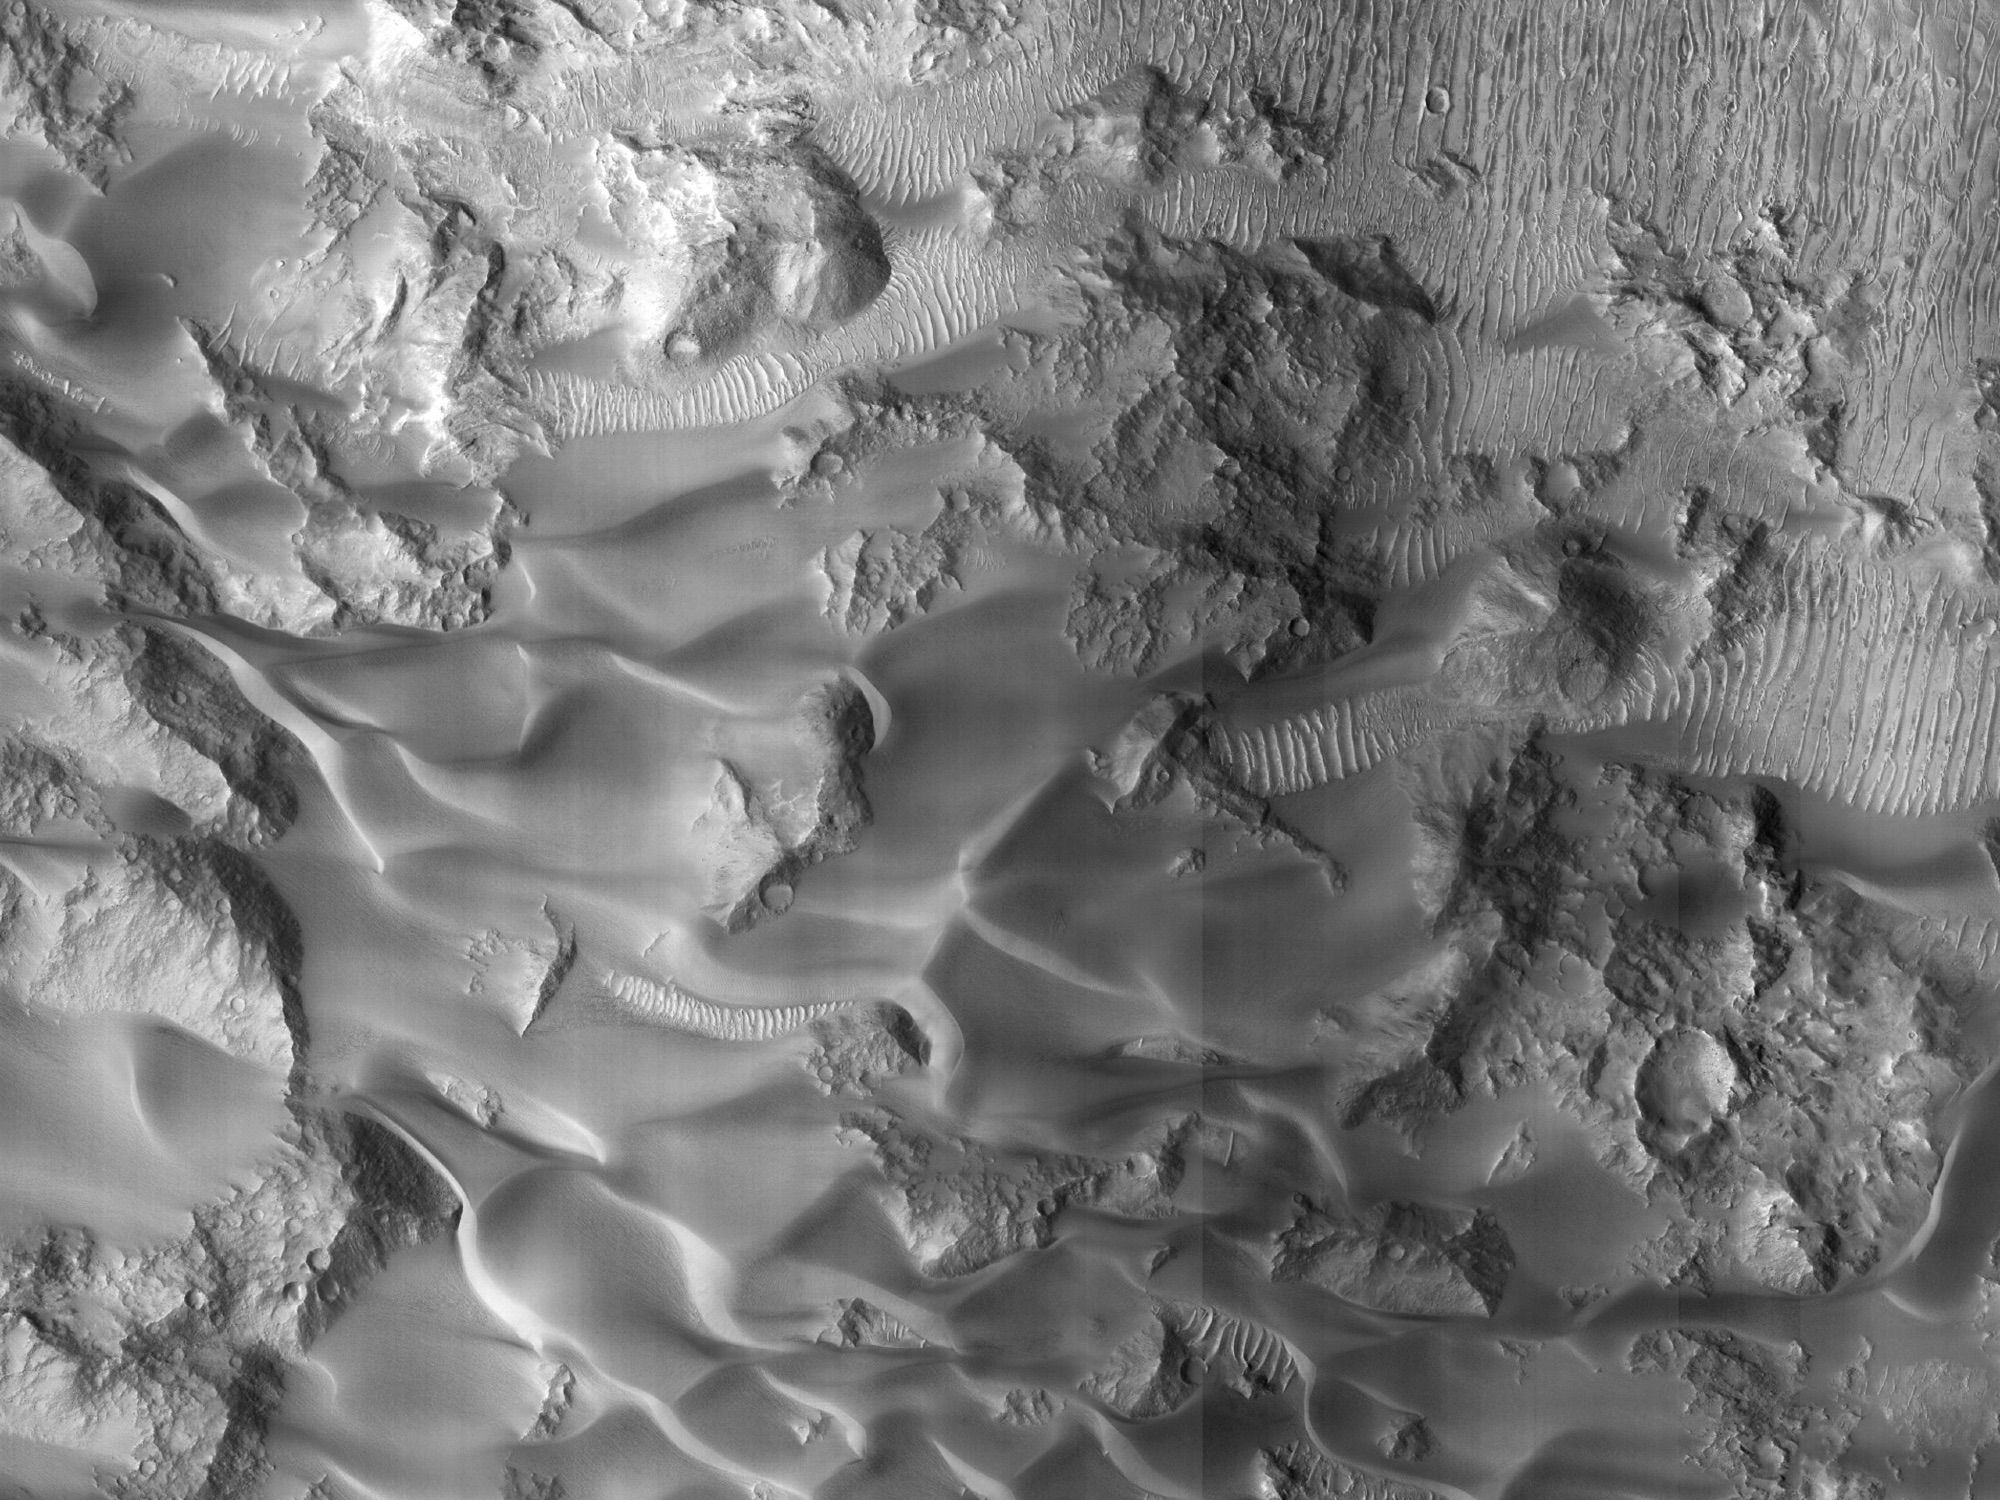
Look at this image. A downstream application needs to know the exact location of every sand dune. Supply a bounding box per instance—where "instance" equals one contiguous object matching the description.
[2,0,2000,1496]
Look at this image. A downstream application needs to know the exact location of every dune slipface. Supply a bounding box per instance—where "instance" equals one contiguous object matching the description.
[4,0,2000,1496]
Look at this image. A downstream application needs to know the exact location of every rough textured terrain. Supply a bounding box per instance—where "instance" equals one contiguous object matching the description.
[4,0,2000,1496]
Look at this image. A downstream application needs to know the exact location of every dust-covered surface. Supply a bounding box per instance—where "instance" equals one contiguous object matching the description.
[5,0,2000,1495]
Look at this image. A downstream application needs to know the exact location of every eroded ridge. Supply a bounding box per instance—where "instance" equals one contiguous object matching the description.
[604,971,850,1043]
[1214,548,2000,819]
[1217,686,1468,799]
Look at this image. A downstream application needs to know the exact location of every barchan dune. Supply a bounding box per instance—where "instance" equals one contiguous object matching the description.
[2,0,2000,1496]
